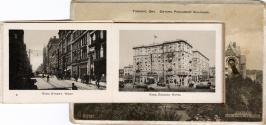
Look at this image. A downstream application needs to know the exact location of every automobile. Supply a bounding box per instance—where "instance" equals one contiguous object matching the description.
[119,81,124,88]
[157,82,166,87]
[147,83,157,90]
[134,83,148,89]
[195,81,211,89]
[119,78,125,88]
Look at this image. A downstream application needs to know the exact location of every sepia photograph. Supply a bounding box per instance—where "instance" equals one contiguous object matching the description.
[73,39,263,120]
[9,29,107,90]
[73,40,263,119]
[119,30,216,92]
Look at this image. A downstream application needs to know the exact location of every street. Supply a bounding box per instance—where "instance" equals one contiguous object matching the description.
[119,83,215,92]
[33,76,106,90]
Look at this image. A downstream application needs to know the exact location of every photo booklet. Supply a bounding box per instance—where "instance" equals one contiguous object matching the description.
[0,22,223,104]
[0,0,264,124]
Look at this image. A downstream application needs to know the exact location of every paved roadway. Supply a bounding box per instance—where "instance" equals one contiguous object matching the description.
[119,83,214,92]
[33,77,106,90]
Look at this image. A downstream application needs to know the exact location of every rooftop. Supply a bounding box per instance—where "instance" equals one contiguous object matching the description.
[193,50,209,61]
[133,39,192,49]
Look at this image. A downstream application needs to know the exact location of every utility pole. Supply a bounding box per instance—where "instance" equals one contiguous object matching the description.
[28,49,31,63]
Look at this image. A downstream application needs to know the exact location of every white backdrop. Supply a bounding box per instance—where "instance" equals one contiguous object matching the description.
[0,0,265,125]
[0,0,74,125]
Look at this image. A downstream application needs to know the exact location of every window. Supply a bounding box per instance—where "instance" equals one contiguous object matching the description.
[92,33,96,41]
[100,45,104,58]
[100,31,104,39]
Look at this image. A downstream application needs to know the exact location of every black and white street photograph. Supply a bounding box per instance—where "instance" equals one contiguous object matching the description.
[9,29,107,90]
[119,30,216,92]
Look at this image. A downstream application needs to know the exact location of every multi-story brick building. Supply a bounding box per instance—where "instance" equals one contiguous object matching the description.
[119,69,124,77]
[133,40,199,86]
[87,30,106,81]
[43,47,48,74]
[209,67,215,78]
[47,36,59,75]
[123,65,134,83]
[57,30,106,81]
[192,51,210,82]
[124,65,134,76]
[58,30,73,79]
[133,44,163,85]
[9,30,34,89]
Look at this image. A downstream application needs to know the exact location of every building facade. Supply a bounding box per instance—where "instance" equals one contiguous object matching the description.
[57,30,106,81]
[132,40,207,86]
[192,51,210,82]
[209,67,215,78]
[225,42,246,79]
[9,30,34,89]
[124,65,134,76]
[47,36,59,75]
[123,65,134,83]
[119,69,124,77]
[43,47,47,74]
[58,30,72,79]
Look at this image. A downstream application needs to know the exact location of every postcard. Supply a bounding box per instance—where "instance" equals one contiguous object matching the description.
[1,22,110,103]
[114,23,224,103]
[0,22,223,103]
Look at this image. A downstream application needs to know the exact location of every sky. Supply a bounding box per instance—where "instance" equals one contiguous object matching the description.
[119,30,216,69]
[24,30,59,71]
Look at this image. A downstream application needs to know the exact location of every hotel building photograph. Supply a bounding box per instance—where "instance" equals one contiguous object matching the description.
[119,30,216,92]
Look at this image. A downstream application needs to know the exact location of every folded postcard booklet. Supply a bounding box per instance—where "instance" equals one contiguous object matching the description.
[69,0,265,124]
[0,0,264,124]
[0,22,223,103]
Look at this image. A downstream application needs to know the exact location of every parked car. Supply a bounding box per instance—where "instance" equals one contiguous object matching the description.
[119,81,124,88]
[134,83,148,90]
[157,82,166,87]
[119,78,124,88]
[147,83,157,90]
[196,81,211,89]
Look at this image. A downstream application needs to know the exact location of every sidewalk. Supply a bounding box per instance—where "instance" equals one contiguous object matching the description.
[63,78,107,90]
[35,76,106,90]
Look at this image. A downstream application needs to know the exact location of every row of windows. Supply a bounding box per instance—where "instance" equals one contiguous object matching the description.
[72,30,87,41]
[59,30,106,54]
[134,43,193,56]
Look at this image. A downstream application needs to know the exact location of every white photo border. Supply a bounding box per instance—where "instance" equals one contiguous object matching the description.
[2,22,223,103]
[113,23,224,103]
[2,22,113,103]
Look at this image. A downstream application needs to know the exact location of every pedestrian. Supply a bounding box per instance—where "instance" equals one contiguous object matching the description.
[74,74,78,82]
[96,74,101,88]
[72,83,78,90]
[166,80,171,90]
[167,83,171,90]
[85,74,90,84]
[81,75,85,83]
[47,75,50,82]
